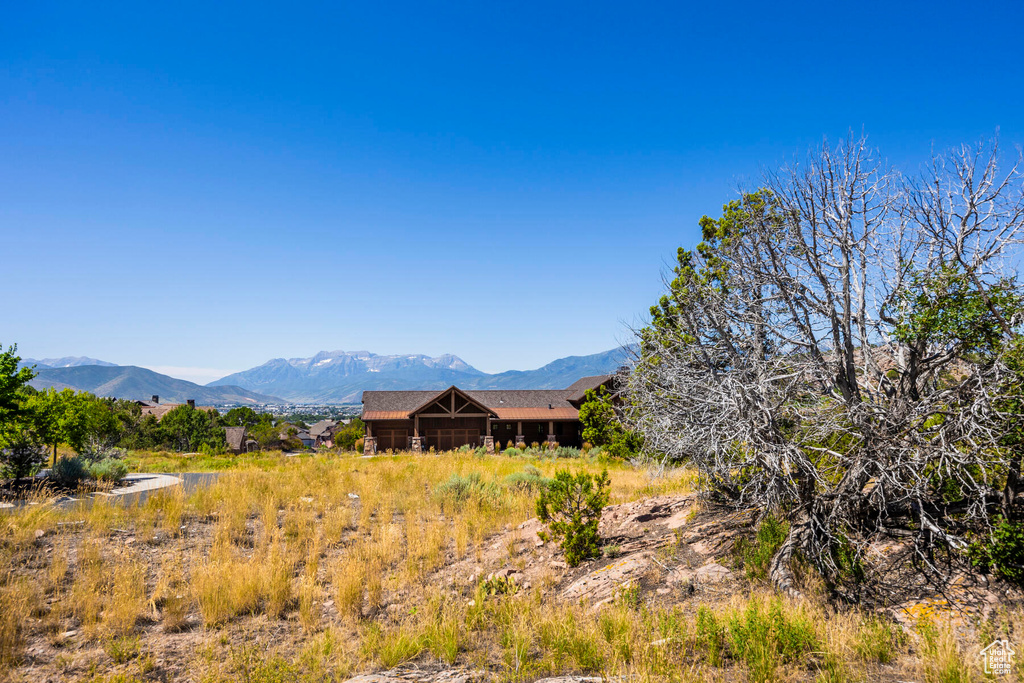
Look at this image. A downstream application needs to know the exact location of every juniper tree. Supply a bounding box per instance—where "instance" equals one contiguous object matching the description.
[627,135,1024,595]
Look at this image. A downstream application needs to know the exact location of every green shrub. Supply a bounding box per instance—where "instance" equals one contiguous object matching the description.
[502,466,550,493]
[0,429,45,479]
[735,515,789,581]
[968,516,1024,585]
[552,446,581,459]
[725,597,818,683]
[435,472,483,502]
[481,575,518,596]
[502,447,523,457]
[695,605,725,666]
[606,430,643,460]
[88,457,129,483]
[435,473,500,509]
[51,456,88,488]
[79,440,127,464]
[536,468,610,566]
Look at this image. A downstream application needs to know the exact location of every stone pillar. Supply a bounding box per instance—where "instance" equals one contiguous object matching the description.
[411,436,425,453]
[546,436,557,450]
[515,435,525,447]
[484,436,495,454]
[363,437,377,456]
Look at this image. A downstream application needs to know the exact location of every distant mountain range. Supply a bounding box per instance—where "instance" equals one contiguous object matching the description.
[18,347,630,404]
[23,356,118,369]
[208,348,629,403]
[26,366,282,405]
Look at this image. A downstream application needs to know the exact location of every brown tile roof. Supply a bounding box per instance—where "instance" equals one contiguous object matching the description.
[140,403,217,421]
[362,387,583,421]
[308,419,338,437]
[225,426,246,450]
[565,374,616,403]
[362,410,412,421]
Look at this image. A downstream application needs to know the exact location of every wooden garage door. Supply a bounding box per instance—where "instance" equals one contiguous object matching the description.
[425,429,480,451]
[377,429,407,451]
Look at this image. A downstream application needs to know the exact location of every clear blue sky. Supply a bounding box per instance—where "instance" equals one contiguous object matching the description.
[3,1,1023,382]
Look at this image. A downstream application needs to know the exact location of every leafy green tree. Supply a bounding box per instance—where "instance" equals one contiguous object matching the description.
[578,388,619,446]
[628,136,1024,593]
[0,427,45,479]
[334,418,365,450]
[159,404,225,452]
[536,469,610,566]
[95,399,144,448]
[0,343,34,441]
[607,429,644,460]
[222,406,260,428]
[24,388,107,465]
[249,420,281,450]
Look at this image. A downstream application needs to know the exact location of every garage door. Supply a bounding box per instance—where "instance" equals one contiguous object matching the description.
[377,429,407,451]
[425,429,480,451]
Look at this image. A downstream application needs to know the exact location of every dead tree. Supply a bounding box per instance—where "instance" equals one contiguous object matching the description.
[627,134,1024,595]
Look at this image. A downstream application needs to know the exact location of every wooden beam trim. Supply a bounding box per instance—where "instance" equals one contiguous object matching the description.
[416,412,492,418]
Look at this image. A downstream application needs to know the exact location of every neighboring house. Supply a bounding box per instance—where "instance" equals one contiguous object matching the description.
[136,395,216,421]
[360,375,617,453]
[225,426,249,454]
[279,426,315,449]
[295,429,314,448]
[309,419,338,447]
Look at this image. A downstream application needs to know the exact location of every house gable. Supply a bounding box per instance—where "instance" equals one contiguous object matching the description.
[409,386,496,418]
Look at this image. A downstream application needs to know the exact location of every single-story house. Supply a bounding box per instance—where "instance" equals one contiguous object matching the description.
[309,419,338,447]
[360,375,616,454]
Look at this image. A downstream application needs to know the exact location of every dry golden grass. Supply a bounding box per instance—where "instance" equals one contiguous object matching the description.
[0,450,1004,681]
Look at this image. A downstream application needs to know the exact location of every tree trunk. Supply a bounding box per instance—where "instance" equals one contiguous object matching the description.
[770,513,811,597]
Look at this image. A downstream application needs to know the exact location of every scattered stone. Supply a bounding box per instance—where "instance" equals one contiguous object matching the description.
[300,496,314,503]
[694,562,732,583]
[550,561,567,570]
[348,493,360,499]
[562,553,653,602]
[662,509,690,530]
[34,529,46,540]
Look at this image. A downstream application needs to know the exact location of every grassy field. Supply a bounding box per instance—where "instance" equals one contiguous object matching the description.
[0,451,1020,682]
[123,448,310,473]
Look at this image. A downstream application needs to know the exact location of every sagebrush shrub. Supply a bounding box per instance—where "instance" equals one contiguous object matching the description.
[503,466,550,493]
[88,457,129,482]
[51,456,88,488]
[536,468,610,566]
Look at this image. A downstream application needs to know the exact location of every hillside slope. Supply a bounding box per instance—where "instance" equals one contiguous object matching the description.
[29,366,282,404]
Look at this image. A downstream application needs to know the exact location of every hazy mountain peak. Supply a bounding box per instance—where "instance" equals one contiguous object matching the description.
[208,347,627,403]
[21,356,118,369]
